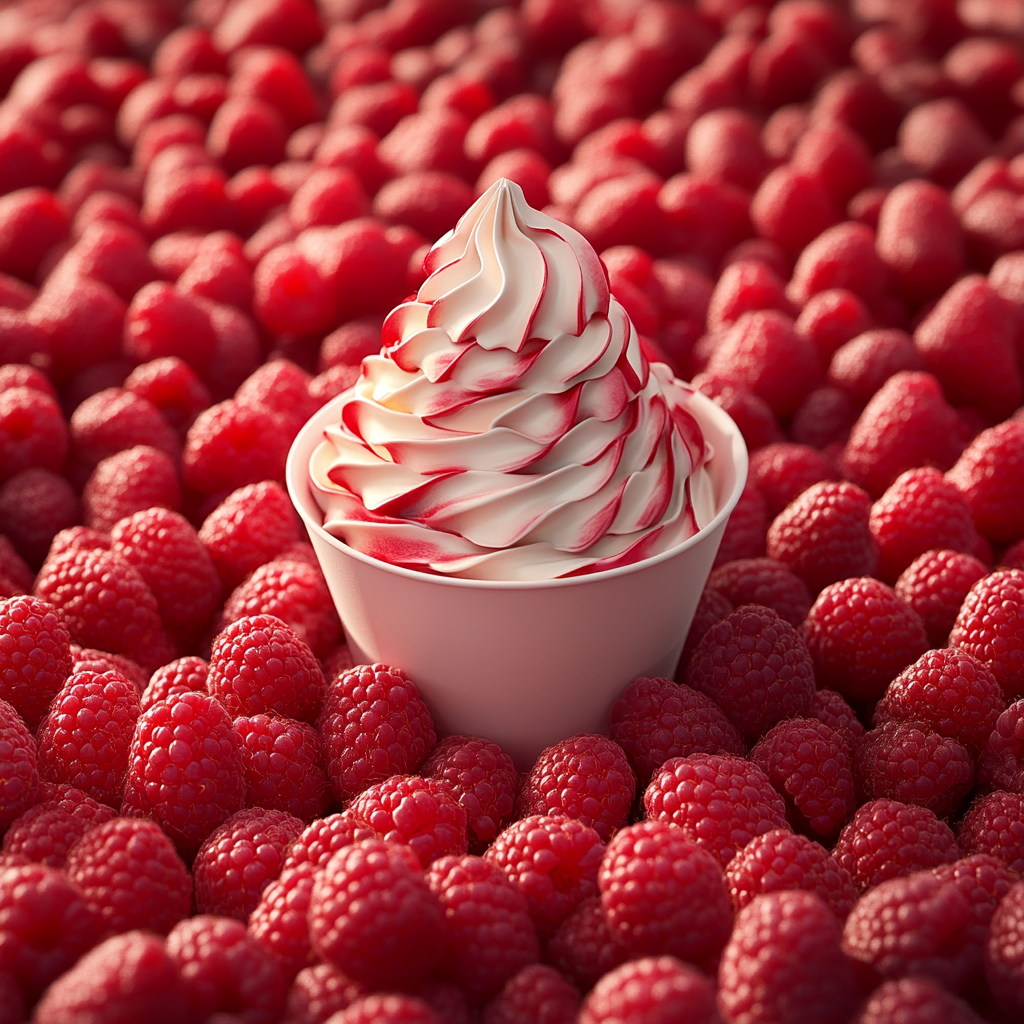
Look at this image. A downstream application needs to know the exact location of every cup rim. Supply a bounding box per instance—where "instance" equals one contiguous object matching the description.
[286,383,749,592]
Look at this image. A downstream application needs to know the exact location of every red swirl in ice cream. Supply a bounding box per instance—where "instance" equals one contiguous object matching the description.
[309,179,719,581]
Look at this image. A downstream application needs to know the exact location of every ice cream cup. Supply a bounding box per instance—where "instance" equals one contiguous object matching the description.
[287,386,747,769]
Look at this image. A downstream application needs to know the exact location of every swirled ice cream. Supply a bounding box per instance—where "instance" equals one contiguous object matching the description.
[309,179,720,581]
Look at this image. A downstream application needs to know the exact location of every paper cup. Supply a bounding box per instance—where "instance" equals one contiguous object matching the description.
[287,387,747,768]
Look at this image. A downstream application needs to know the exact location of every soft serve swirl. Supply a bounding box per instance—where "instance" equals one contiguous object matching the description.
[309,178,719,581]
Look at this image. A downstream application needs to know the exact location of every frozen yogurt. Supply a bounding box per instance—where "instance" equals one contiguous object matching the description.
[309,178,720,581]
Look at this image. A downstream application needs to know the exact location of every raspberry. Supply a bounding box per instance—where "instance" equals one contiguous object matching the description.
[0,468,83,570]
[803,577,929,703]
[874,648,1005,758]
[166,914,288,1024]
[750,718,856,839]
[124,357,212,439]
[198,481,304,593]
[427,853,539,1002]
[0,387,69,484]
[695,377,784,454]
[719,891,861,1024]
[958,793,1024,874]
[235,360,319,438]
[706,557,812,627]
[247,859,320,979]
[749,444,836,522]
[0,595,71,730]
[1,788,113,869]
[545,896,622,993]
[686,605,816,741]
[0,539,33,596]
[120,691,246,857]
[796,289,873,364]
[422,735,518,853]
[805,689,865,753]
[347,775,467,867]
[577,956,718,1024]
[331,994,442,1023]
[31,931,188,1024]
[726,829,858,920]
[83,446,182,533]
[842,871,973,988]
[33,547,170,675]
[234,714,330,822]
[706,260,793,333]
[949,570,1024,698]
[110,508,222,649]
[712,477,770,566]
[309,839,445,991]
[282,812,377,873]
[679,586,734,670]
[851,977,984,1024]
[0,862,103,1001]
[35,669,141,807]
[520,735,634,842]
[64,817,192,936]
[895,550,989,649]
[142,656,209,712]
[318,663,436,802]
[643,754,790,867]
[484,815,604,941]
[192,806,303,921]
[281,963,366,1024]
[0,697,39,833]
[978,699,1024,793]
[833,799,960,893]
[986,879,1024,1018]
[599,820,732,963]
[766,481,879,595]
[947,421,1024,546]
[841,372,965,499]
[610,676,743,786]
[221,557,342,659]
[208,615,325,724]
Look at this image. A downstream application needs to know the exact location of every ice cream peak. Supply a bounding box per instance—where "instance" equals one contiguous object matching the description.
[309,178,719,581]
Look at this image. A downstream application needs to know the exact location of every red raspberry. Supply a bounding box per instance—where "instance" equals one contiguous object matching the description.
[327,993,441,1023]
[193,807,303,921]
[235,360,319,439]
[854,721,974,818]
[83,446,182,533]
[167,914,288,1024]
[422,735,518,853]
[427,853,539,1002]
[142,656,209,712]
[796,288,873,364]
[686,605,816,741]
[484,964,580,1023]
[282,812,376,875]
[0,697,39,833]
[843,871,973,988]
[347,774,467,867]
[678,586,733,671]
[958,793,1024,874]
[869,468,978,584]
[610,676,743,787]
[643,754,790,867]
[720,891,861,1024]
[726,829,857,920]
[120,691,246,857]
[36,669,142,807]
[33,547,171,675]
[986,879,1024,1018]
[0,538,33,596]
[0,595,72,730]
[706,259,793,333]
[766,481,879,595]
[949,570,1024,698]
[599,820,732,963]
[110,508,222,649]
[545,896,622,993]
[234,713,330,822]
[874,648,1005,758]
[32,931,188,1024]
[124,357,212,439]
[694,376,784,453]
[520,734,634,842]
[0,387,68,484]
[947,421,1024,547]
[711,477,770,567]
[0,468,83,570]
[208,615,325,723]
[852,977,984,1024]
[247,859,319,979]
[318,663,436,802]
[894,549,989,649]
[280,963,366,1024]
[309,839,445,991]
[68,648,151,700]
[578,956,718,1024]
[841,372,965,498]
[1,789,113,869]
[707,557,812,627]
[978,699,1024,792]
[750,718,856,839]
[749,443,836,521]
[803,577,929,703]
[0,862,103,1001]
[221,557,342,658]
[805,689,865,753]
[833,799,960,893]
[65,816,192,936]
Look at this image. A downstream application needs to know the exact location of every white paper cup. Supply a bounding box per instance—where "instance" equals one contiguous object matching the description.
[287,387,747,768]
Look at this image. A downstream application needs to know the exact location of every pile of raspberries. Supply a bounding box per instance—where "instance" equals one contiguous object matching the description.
[2,0,1024,1021]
